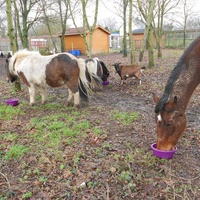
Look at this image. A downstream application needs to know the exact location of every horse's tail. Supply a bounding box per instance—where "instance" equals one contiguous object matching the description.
[77,58,102,103]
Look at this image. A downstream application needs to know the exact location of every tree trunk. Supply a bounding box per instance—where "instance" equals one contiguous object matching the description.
[6,0,21,91]
[123,0,128,57]
[148,25,154,68]
[68,0,98,58]
[138,0,156,62]
[129,0,135,64]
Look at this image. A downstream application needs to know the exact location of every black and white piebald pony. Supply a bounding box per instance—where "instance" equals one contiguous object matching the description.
[5,50,101,107]
[85,58,110,82]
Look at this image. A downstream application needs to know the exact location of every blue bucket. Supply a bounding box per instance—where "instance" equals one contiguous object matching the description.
[68,50,72,54]
[76,50,81,56]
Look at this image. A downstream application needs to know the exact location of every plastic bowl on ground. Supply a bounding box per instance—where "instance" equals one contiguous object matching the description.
[151,143,177,159]
[5,98,19,106]
[102,81,110,86]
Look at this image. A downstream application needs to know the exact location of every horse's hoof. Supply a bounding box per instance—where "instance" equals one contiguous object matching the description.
[66,102,73,107]
[30,103,35,106]
[74,104,80,109]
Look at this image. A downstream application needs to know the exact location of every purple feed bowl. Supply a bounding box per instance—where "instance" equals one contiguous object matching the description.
[151,143,177,159]
[102,80,110,86]
[5,98,19,106]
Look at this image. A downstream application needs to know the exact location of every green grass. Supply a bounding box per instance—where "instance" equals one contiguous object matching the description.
[110,110,139,125]
[4,144,29,160]
[0,105,23,120]
[0,94,198,199]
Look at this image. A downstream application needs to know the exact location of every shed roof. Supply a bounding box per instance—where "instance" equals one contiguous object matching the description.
[132,29,145,34]
[58,25,110,36]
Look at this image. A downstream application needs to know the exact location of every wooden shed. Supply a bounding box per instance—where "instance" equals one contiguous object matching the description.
[132,29,166,49]
[59,26,110,55]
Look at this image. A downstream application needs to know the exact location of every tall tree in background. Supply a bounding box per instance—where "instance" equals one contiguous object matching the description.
[39,0,57,52]
[68,0,99,57]
[5,0,21,91]
[153,0,180,58]
[122,0,128,57]
[181,0,196,49]
[57,0,72,52]
[14,0,41,48]
[129,0,135,64]
[137,0,156,68]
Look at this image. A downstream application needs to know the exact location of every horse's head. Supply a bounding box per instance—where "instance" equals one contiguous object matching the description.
[153,94,186,151]
[99,61,109,81]
[5,56,17,83]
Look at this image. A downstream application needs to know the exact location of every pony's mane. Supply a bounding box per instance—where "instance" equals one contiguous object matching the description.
[9,49,41,73]
[155,36,200,113]
[12,49,40,60]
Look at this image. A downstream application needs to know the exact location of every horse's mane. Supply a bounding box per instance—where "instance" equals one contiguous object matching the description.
[155,36,200,113]
[9,49,41,73]
[12,49,40,60]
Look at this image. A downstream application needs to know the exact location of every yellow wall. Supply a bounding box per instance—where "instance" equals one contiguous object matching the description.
[91,28,109,54]
[65,35,86,53]
[63,27,109,55]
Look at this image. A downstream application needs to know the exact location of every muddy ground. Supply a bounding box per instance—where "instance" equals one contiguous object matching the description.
[0,50,199,199]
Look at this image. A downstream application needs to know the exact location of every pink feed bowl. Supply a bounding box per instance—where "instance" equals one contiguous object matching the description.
[151,143,177,159]
[102,81,110,86]
[5,98,19,106]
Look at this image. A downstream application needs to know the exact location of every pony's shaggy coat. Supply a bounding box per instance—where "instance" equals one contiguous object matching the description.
[85,58,109,82]
[6,50,101,107]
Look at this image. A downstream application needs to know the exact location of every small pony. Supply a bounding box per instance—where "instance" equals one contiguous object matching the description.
[5,49,101,107]
[113,63,145,85]
[85,58,110,82]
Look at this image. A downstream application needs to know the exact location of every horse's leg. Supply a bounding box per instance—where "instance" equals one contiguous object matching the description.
[40,86,47,104]
[73,91,80,108]
[66,82,80,107]
[66,89,74,106]
[28,84,36,105]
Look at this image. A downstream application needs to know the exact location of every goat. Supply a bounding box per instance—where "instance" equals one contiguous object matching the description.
[114,63,145,85]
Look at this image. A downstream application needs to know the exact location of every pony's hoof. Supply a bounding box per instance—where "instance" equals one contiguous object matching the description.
[66,102,73,107]
[30,103,35,106]
[41,101,47,105]
[74,104,80,109]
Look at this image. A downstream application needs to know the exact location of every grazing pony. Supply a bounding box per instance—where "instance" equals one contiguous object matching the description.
[5,50,101,107]
[153,36,200,151]
[85,58,110,81]
[113,63,145,85]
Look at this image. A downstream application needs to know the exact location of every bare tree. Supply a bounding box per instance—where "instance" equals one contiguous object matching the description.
[5,0,21,91]
[153,0,180,58]
[129,0,135,64]
[54,0,80,53]
[39,0,57,51]
[0,0,7,37]
[172,0,197,49]
[99,17,119,32]
[14,0,41,48]
[137,0,156,68]
[68,0,99,58]
[122,0,129,57]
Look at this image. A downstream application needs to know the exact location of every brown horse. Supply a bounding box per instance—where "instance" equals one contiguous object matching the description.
[153,36,200,151]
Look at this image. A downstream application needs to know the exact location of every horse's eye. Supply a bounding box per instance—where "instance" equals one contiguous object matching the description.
[166,121,172,127]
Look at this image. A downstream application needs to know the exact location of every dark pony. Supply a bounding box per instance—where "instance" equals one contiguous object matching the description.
[5,49,101,107]
[153,36,200,150]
